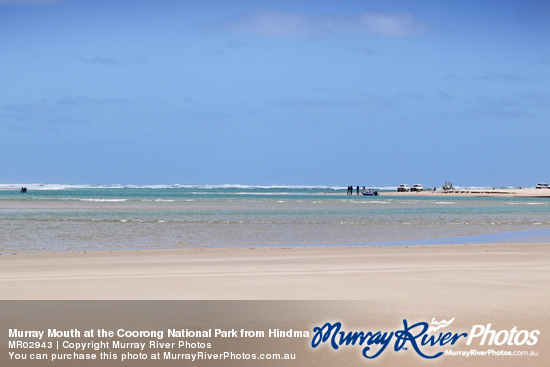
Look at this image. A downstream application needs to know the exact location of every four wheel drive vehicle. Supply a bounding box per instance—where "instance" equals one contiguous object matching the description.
[411,184,424,192]
[536,183,549,189]
[397,184,410,192]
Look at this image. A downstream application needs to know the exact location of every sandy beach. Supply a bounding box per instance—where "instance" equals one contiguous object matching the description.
[1,244,548,366]
[0,243,548,302]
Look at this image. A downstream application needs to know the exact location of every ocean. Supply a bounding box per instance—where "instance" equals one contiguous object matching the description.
[1,184,549,253]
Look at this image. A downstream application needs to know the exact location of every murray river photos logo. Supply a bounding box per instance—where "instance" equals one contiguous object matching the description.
[311,318,540,359]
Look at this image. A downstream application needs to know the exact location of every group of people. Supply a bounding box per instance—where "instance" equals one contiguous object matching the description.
[347,185,379,196]
[346,185,364,195]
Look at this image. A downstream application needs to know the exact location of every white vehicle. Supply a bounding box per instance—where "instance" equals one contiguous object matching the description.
[411,184,424,192]
[535,183,549,189]
[397,184,410,192]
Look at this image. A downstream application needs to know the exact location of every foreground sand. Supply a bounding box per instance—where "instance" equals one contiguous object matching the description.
[1,244,548,366]
[0,243,547,304]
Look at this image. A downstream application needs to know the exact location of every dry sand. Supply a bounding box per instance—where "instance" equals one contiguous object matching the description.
[1,244,548,366]
[0,243,548,303]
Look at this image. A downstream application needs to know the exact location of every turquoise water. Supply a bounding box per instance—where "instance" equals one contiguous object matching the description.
[1,185,549,253]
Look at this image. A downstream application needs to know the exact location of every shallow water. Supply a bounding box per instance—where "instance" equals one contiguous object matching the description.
[1,185,549,253]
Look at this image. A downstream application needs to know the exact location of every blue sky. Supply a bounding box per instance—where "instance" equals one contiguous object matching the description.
[1,0,549,186]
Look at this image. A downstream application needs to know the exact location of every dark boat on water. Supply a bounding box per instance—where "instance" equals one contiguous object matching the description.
[362,190,379,196]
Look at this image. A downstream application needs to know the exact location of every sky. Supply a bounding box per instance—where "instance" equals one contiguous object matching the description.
[1,0,549,187]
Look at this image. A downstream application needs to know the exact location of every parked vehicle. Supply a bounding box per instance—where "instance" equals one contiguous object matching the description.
[397,184,410,192]
[442,182,454,191]
[535,183,549,189]
[411,184,424,192]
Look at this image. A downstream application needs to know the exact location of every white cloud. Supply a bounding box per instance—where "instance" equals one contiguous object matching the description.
[211,9,429,38]
[357,12,427,36]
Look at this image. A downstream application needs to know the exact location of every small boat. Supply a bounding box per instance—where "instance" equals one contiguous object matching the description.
[362,190,379,196]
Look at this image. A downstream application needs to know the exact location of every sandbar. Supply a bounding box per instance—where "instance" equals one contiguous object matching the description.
[339,188,550,198]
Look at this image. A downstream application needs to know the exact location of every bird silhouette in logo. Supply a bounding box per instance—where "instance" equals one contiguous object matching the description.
[427,318,455,333]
